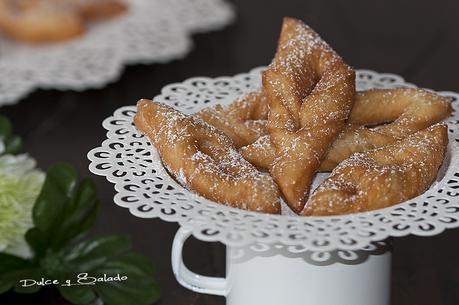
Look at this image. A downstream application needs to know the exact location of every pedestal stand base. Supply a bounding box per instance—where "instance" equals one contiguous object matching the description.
[172,227,392,305]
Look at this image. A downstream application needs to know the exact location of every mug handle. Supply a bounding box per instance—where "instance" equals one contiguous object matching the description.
[171,226,228,296]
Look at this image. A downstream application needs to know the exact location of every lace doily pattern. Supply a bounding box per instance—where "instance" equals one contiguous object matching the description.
[0,0,235,106]
[165,0,235,34]
[88,68,459,252]
[229,241,391,265]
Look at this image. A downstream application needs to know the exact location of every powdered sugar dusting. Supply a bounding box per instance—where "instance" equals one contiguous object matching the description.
[304,124,448,216]
[195,90,269,148]
[134,99,281,214]
[264,17,355,211]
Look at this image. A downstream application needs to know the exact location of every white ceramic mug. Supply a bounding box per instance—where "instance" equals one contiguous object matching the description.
[172,226,391,305]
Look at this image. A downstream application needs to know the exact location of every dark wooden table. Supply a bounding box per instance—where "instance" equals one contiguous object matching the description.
[2,0,459,304]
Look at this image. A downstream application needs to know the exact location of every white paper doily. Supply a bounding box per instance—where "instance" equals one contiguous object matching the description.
[88,68,459,252]
[0,0,235,106]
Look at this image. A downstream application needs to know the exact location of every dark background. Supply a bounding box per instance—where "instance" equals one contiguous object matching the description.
[2,0,459,304]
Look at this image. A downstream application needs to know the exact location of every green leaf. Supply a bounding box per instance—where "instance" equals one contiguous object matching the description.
[30,164,101,254]
[25,228,48,259]
[0,254,29,293]
[50,178,99,249]
[0,253,40,294]
[13,277,42,294]
[0,253,29,274]
[58,235,132,273]
[29,163,77,255]
[4,135,22,155]
[0,116,22,155]
[58,285,97,305]
[51,236,160,305]
[33,163,77,234]
[94,253,160,305]
[0,116,12,139]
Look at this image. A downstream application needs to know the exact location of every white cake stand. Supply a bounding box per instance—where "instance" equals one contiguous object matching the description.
[88,68,459,305]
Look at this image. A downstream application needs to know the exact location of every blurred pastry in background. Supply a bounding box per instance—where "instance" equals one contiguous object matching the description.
[0,0,83,43]
[64,0,127,21]
[0,0,127,43]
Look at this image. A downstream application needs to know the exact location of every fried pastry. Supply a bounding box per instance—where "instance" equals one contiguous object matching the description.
[302,124,448,216]
[134,99,281,214]
[240,134,273,169]
[0,0,127,43]
[63,0,127,20]
[195,91,269,148]
[0,0,84,43]
[240,134,274,169]
[133,17,450,217]
[264,17,355,212]
[321,88,452,170]
[240,88,451,171]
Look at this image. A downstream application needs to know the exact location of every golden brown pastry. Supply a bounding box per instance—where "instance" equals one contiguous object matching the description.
[0,0,127,43]
[132,17,450,218]
[263,17,355,213]
[134,99,281,214]
[321,88,452,170]
[0,0,84,43]
[239,134,274,169]
[302,124,448,216]
[195,91,268,148]
[240,88,451,172]
[63,0,127,20]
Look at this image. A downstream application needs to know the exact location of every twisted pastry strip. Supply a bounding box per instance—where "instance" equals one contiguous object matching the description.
[240,88,451,171]
[134,99,281,214]
[322,88,452,170]
[195,91,268,148]
[264,17,355,212]
[302,124,448,216]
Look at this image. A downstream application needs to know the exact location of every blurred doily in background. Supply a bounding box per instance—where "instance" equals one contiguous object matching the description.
[0,0,235,106]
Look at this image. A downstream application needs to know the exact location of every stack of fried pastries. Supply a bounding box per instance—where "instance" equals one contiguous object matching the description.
[0,0,127,43]
[135,17,452,216]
